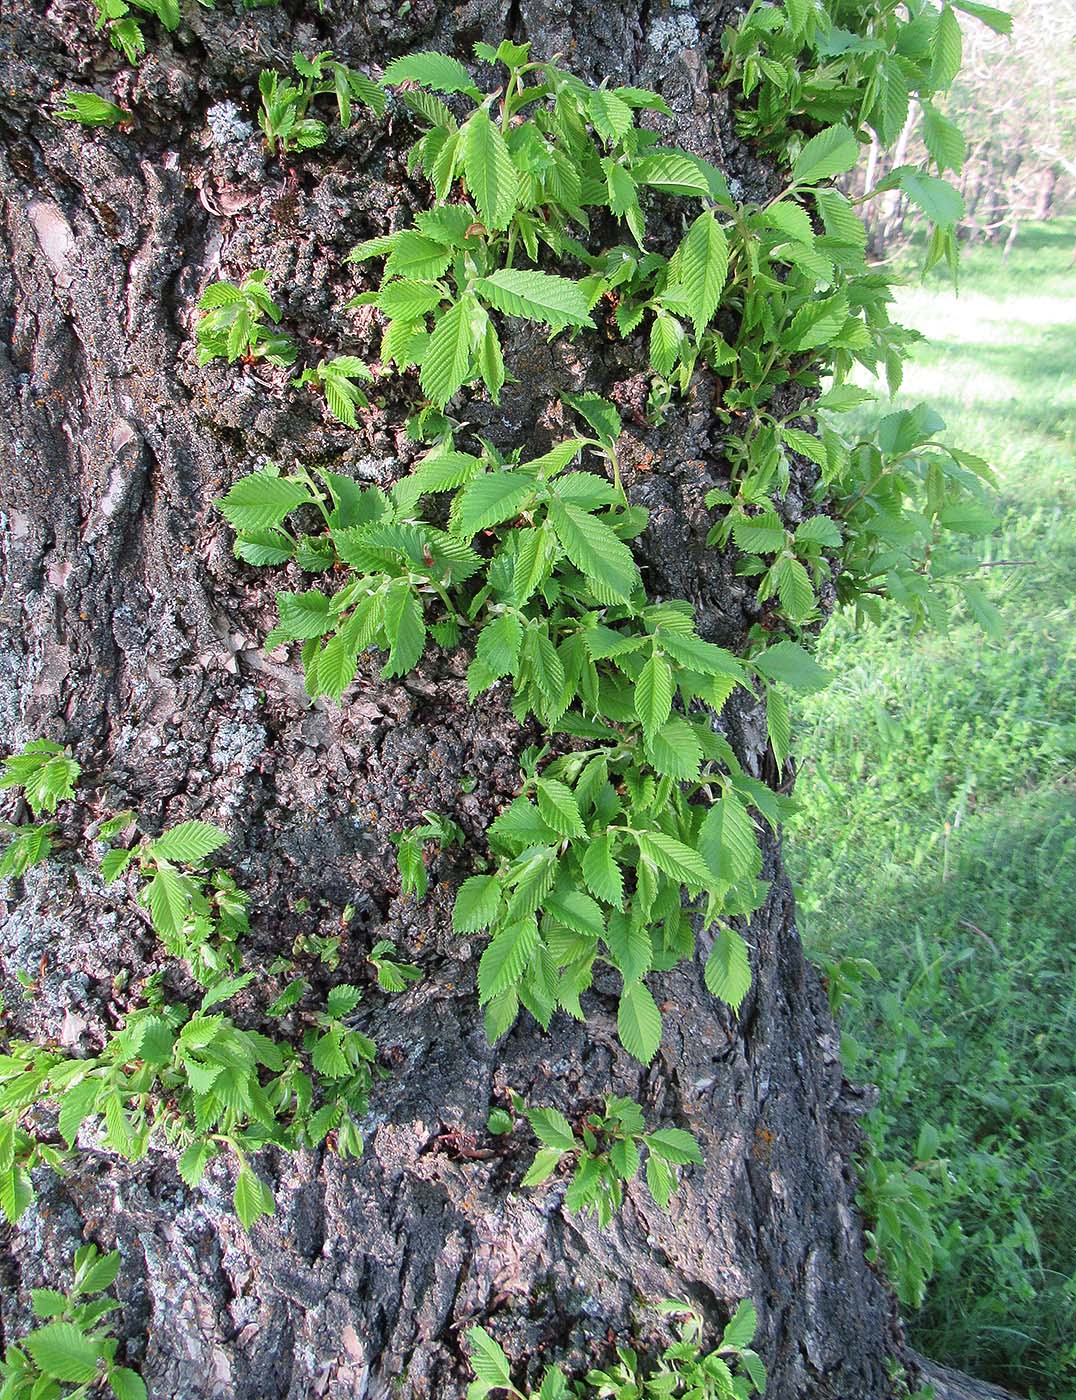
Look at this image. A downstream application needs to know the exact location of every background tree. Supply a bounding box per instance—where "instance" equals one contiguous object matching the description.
[0,2,1015,1398]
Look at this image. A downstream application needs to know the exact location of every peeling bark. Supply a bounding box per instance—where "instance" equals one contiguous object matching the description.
[0,3,1014,1398]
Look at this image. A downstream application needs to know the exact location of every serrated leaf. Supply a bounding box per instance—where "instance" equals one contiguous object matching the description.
[536,779,585,838]
[646,1150,675,1208]
[633,830,712,891]
[930,5,963,88]
[233,1166,275,1230]
[751,639,831,693]
[421,293,480,408]
[646,1127,703,1165]
[704,926,752,1011]
[473,269,594,332]
[527,1106,577,1150]
[605,910,652,984]
[478,919,539,1002]
[466,1327,513,1387]
[792,125,859,185]
[921,102,966,173]
[110,1367,148,1400]
[382,51,481,98]
[461,108,519,232]
[547,499,640,603]
[588,88,634,143]
[699,794,759,885]
[794,515,843,548]
[674,211,728,341]
[386,231,453,280]
[218,473,313,531]
[617,981,662,1064]
[721,1298,758,1349]
[457,470,537,535]
[144,865,189,941]
[381,581,426,677]
[453,875,502,932]
[581,834,624,909]
[766,685,791,771]
[377,278,445,322]
[22,1321,101,1383]
[150,820,228,865]
[521,1145,564,1187]
[772,556,815,620]
[646,718,703,781]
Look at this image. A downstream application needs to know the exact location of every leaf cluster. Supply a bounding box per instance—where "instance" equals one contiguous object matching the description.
[465,1298,765,1399]
[520,1096,702,1224]
[195,271,297,367]
[258,50,384,155]
[0,1245,145,1400]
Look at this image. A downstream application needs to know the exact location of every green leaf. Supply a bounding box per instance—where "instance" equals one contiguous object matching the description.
[561,392,622,448]
[150,820,228,865]
[453,875,502,932]
[633,830,712,890]
[110,1367,148,1400]
[381,51,481,98]
[477,613,523,677]
[699,795,758,884]
[646,1127,702,1165]
[218,473,312,531]
[673,211,728,341]
[527,1106,577,1150]
[376,278,445,321]
[751,639,831,693]
[22,1321,101,1383]
[456,471,537,535]
[721,1298,758,1349]
[233,1166,275,1230]
[921,102,966,173]
[473,269,594,332]
[178,1140,212,1188]
[521,1145,565,1187]
[276,589,332,640]
[466,1326,513,1389]
[605,910,652,984]
[951,0,1011,33]
[0,1163,32,1223]
[772,556,815,621]
[704,926,752,1012]
[645,1150,675,1208]
[588,88,634,143]
[649,311,685,377]
[420,292,480,408]
[788,293,848,351]
[732,513,786,555]
[794,516,842,548]
[792,125,860,185]
[144,865,189,941]
[582,834,624,909]
[382,581,426,677]
[461,108,520,232]
[766,684,791,771]
[930,5,963,88]
[618,981,662,1064]
[896,170,964,227]
[478,919,539,1001]
[646,718,703,781]
[546,499,640,603]
[536,778,585,838]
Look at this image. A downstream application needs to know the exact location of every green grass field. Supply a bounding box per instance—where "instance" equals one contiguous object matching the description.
[786,221,1076,1398]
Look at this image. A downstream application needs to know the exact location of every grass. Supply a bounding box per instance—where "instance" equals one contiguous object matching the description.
[786,220,1076,1399]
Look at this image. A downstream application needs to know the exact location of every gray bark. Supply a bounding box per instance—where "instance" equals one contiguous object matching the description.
[0,3,1013,1398]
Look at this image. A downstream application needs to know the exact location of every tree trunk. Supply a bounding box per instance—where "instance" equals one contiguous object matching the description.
[0,4,1008,1399]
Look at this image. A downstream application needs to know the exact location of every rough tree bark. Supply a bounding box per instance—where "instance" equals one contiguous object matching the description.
[0,3,1013,1399]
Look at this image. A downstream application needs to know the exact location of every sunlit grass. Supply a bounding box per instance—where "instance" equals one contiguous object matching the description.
[787,220,1076,1398]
